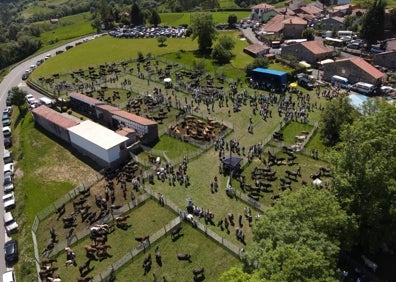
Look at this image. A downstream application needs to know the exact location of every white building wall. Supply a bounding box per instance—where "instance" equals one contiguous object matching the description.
[69,131,119,163]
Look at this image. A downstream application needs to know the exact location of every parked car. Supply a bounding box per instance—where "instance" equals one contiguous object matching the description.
[4,106,13,116]
[25,93,35,104]
[3,192,15,211]
[4,137,12,149]
[297,77,314,90]
[3,150,13,164]
[4,163,14,176]
[3,172,14,193]
[4,211,18,235]
[2,270,16,282]
[3,126,11,138]
[2,118,11,127]
[4,239,18,264]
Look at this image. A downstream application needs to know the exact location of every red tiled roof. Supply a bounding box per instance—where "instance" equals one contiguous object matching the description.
[282,16,307,25]
[299,5,322,15]
[339,57,384,79]
[32,105,80,129]
[116,127,136,136]
[68,92,104,106]
[301,40,333,54]
[244,44,270,54]
[263,15,288,33]
[96,104,121,113]
[252,3,274,10]
[113,110,157,126]
[274,8,296,16]
[333,4,352,11]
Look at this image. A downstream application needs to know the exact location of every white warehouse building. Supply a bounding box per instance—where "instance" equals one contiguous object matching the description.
[68,120,129,168]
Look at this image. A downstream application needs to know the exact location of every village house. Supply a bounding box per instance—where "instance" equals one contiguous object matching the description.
[281,40,333,64]
[243,43,270,57]
[322,57,385,85]
[283,17,307,38]
[251,3,275,21]
[373,51,396,71]
[329,4,353,17]
[316,17,345,32]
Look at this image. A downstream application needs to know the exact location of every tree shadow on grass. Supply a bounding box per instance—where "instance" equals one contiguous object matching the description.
[13,106,29,128]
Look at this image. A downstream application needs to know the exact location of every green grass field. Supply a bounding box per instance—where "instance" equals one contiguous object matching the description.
[116,222,241,281]
[14,11,339,280]
[38,13,95,48]
[51,200,177,281]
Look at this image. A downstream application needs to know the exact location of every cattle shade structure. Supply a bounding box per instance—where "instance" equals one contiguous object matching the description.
[251,68,287,90]
[68,120,129,167]
[222,156,243,176]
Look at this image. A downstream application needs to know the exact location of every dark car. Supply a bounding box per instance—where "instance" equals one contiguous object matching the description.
[4,239,18,264]
[297,77,314,90]
[4,137,12,149]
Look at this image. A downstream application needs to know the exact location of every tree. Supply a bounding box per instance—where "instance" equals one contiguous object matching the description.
[10,87,27,112]
[149,9,161,27]
[245,57,269,77]
[130,3,145,26]
[224,187,354,281]
[330,99,396,253]
[211,36,235,64]
[360,0,386,45]
[190,12,217,54]
[301,28,315,41]
[228,14,238,28]
[319,95,357,146]
[157,35,167,46]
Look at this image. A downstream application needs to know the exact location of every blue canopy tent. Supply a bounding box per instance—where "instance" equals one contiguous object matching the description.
[250,68,287,91]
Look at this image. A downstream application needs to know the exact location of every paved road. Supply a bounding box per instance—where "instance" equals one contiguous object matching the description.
[0,34,99,277]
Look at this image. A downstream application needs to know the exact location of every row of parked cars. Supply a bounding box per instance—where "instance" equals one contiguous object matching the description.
[3,92,18,280]
[109,25,188,39]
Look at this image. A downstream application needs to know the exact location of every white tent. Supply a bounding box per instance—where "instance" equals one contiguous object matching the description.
[163,78,172,83]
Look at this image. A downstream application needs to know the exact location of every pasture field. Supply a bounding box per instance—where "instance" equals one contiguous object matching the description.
[51,200,177,281]
[139,134,201,162]
[115,222,241,281]
[38,13,95,49]
[18,23,334,281]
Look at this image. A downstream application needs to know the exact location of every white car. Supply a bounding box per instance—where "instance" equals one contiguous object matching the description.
[3,126,11,138]
[25,94,35,104]
[4,163,14,175]
[4,212,18,235]
[3,192,15,211]
[2,270,16,282]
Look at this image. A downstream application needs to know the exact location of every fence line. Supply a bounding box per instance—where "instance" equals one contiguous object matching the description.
[94,216,182,282]
[32,172,103,281]
[143,186,242,257]
[41,193,151,258]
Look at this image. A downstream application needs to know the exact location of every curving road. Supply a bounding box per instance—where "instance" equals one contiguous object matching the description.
[0,34,99,277]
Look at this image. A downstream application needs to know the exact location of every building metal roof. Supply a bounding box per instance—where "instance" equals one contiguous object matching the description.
[32,105,80,129]
[253,68,287,76]
[112,110,157,126]
[68,92,105,106]
[68,120,128,150]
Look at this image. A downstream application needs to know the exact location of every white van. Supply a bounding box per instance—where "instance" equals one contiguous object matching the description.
[2,270,16,282]
[4,212,18,235]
